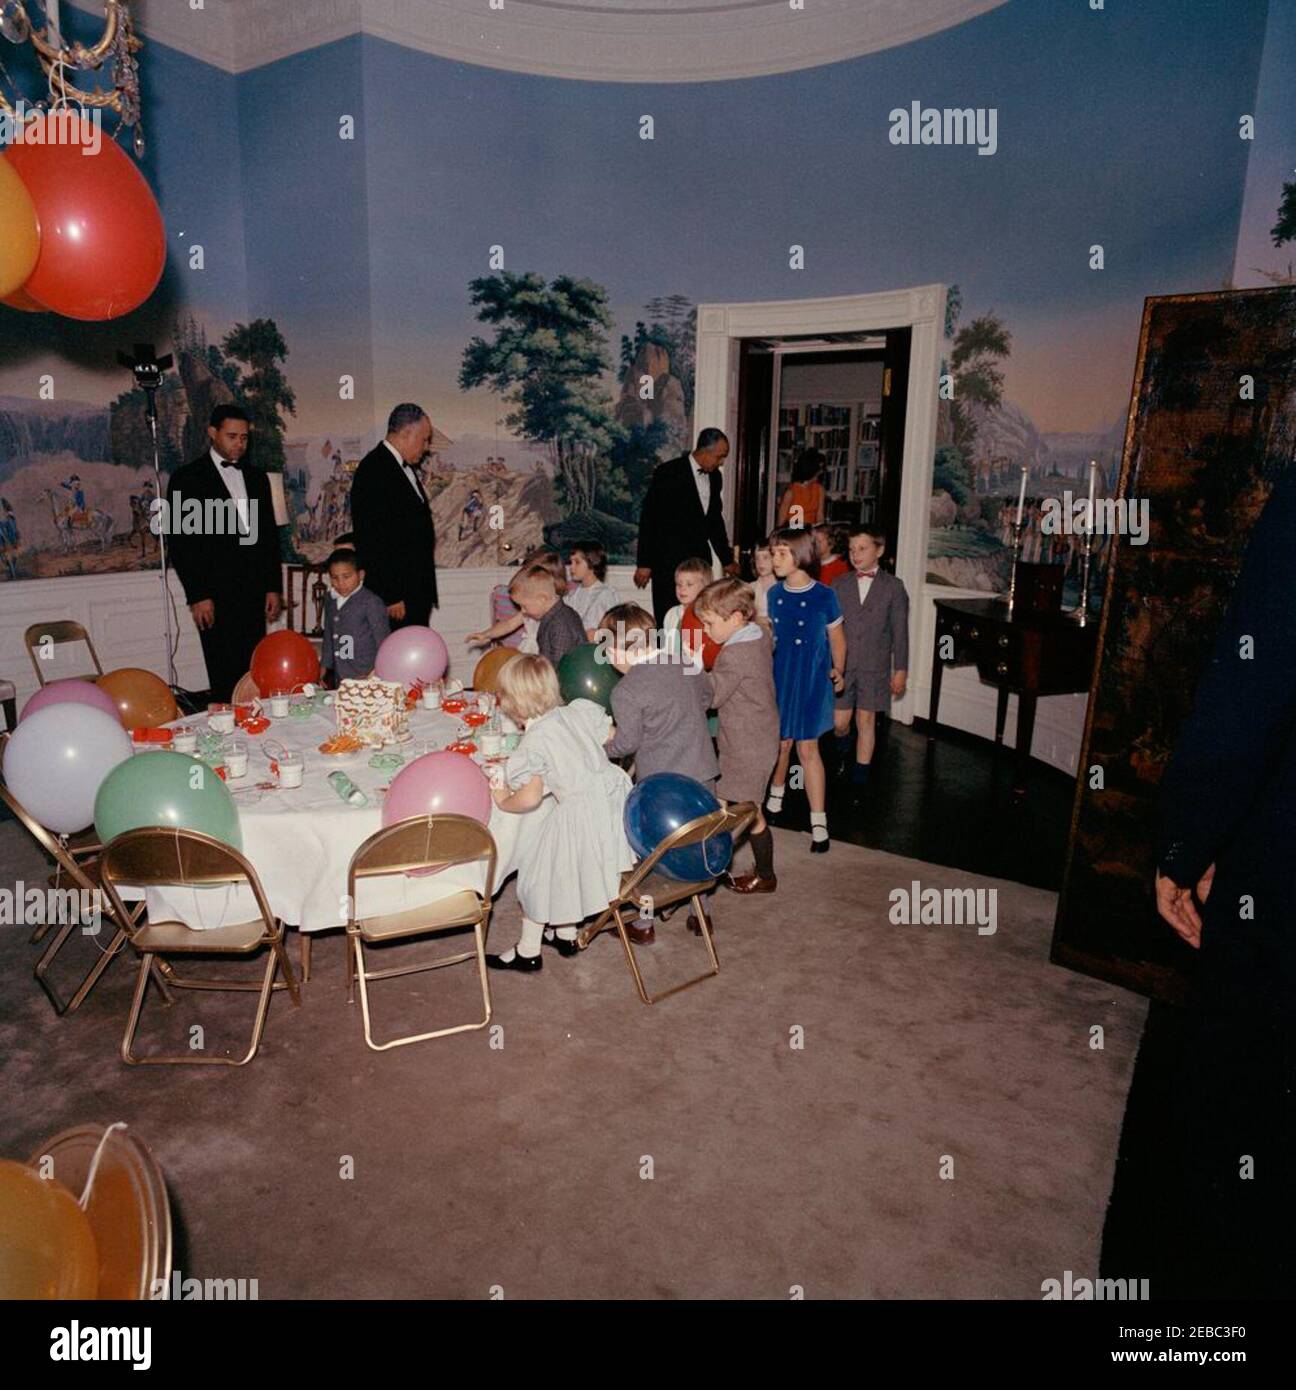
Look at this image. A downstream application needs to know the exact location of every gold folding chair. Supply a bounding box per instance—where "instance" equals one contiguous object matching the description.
[577,802,757,1005]
[345,814,497,1051]
[23,620,104,686]
[98,828,301,1066]
[0,733,133,1015]
[230,671,261,705]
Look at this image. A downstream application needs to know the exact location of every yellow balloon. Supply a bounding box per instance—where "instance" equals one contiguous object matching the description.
[0,158,40,300]
[0,1160,99,1299]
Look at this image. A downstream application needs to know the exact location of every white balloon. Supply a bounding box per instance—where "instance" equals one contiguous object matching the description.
[2,703,134,835]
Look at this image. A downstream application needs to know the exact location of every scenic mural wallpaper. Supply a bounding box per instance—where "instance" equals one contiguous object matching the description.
[0,0,1291,601]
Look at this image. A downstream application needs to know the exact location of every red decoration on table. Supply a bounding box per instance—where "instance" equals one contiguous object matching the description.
[130,727,173,743]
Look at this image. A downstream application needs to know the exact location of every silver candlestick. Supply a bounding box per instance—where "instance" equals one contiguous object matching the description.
[1006,520,1024,618]
[1073,525,1095,627]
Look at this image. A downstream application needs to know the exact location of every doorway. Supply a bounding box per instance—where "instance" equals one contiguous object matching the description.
[694,286,946,724]
[732,337,911,572]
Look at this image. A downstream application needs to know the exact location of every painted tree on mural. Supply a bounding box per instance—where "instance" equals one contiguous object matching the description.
[460,272,623,518]
[948,309,1012,457]
[222,318,297,473]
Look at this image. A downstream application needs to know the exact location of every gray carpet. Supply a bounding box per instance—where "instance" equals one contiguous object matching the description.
[0,820,1145,1299]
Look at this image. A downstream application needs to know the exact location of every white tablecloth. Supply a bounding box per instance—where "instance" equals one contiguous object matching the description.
[130,701,548,933]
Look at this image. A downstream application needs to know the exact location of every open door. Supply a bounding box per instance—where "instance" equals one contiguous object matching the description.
[730,330,911,573]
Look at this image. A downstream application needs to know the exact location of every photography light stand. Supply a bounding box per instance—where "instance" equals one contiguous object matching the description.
[118,342,177,688]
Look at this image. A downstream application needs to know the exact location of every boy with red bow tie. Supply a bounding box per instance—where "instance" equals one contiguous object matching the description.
[830,527,910,801]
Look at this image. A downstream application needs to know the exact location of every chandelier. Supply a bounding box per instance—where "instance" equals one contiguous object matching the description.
[0,1,146,154]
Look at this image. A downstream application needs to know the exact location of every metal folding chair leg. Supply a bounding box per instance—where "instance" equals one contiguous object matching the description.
[352,923,493,1051]
[608,896,720,1006]
[120,942,297,1066]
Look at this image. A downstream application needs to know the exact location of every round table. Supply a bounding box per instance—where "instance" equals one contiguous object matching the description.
[131,698,549,933]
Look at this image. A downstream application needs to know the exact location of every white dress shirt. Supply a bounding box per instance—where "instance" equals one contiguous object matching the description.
[210,446,248,502]
[210,446,252,532]
[856,569,878,604]
[383,437,426,499]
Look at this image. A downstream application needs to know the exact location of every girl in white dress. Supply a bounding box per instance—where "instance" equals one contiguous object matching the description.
[486,654,635,972]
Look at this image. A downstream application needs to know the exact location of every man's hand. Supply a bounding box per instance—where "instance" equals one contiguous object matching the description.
[1154,863,1215,949]
[191,599,215,630]
[723,562,741,578]
[891,670,908,698]
[265,592,283,622]
[387,601,406,621]
[633,567,651,589]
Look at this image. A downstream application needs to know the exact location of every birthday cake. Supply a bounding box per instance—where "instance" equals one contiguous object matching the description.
[334,676,409,748]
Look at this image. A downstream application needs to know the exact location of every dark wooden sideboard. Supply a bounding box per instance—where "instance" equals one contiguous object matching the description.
[928,596,1097,794]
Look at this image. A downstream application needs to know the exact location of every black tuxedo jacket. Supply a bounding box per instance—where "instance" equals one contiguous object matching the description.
[636,453,731,620]
[166,453,282,607]
[349,442,439,614]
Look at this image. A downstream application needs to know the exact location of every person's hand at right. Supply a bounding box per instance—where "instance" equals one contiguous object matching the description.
[386,601,406,621]
[466,630,489,647]
[191,599,215,630]
[633,567,651,589]
[1154,865,1214,949]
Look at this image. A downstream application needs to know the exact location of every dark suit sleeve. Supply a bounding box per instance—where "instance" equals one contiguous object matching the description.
[1158,476,1296,886]
[321,600,335,675]
[350,459,390,604]
[708,471,731,564]
[892,579,910,671]
[166,465,208,605]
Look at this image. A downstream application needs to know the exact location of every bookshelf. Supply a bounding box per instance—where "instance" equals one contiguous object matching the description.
[774,401,882,527]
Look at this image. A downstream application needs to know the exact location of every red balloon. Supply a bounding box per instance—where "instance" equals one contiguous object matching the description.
[251,631,320,696]
[1,286,45,313]
[5,113,165,321]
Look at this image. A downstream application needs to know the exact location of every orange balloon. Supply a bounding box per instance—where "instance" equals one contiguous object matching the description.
[97,668,179,729]
[0,156,40,299]
[0,1160,98,1300]
[1,285,46,312]
[4,112,165,321]
[250,631,320,696]
[472,646,521,694]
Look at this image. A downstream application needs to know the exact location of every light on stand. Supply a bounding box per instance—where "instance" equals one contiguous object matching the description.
[117,342,177,687]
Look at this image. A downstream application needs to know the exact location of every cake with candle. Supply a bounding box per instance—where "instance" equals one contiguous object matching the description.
[334,676,410,748]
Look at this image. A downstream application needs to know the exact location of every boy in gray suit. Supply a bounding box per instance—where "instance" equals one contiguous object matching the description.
[831,526,909,800]
[599,604,718,786]
[321,547,392,684]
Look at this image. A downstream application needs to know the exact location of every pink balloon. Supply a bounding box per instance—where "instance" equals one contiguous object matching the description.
[20,678,120,723]
[373,626,449,687]
[382,751,491,828]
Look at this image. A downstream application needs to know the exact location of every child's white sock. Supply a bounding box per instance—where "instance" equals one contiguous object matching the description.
[766,784,785,814]
[555,925,578,942]
[516,917,545,959]
[810,811,829,843]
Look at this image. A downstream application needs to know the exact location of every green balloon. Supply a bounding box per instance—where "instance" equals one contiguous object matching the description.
[94,751,242,851]
[556,642,622,713]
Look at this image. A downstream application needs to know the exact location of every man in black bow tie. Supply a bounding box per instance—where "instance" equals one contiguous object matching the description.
[168,404,284,702]
[350,403,439,628]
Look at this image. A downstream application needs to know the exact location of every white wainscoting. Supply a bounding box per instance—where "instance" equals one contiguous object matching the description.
[1,565,1088,775]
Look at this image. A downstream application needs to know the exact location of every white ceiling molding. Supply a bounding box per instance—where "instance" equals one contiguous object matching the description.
[67,0,1006,81]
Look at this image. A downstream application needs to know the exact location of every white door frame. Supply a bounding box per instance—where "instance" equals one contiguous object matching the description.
[693,284,947,724]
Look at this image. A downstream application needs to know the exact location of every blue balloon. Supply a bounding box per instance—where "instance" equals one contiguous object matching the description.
[624,773,732,882]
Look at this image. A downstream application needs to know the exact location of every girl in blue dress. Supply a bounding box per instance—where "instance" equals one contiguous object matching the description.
[765,527,846,852]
